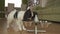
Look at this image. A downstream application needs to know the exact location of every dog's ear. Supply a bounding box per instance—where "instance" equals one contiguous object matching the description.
[27,7,30,10]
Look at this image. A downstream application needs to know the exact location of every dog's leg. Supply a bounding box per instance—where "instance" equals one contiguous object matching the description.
[7,17,13,29]
[7,19,12,29]
[16,19,23,31]
[21,21,26,30]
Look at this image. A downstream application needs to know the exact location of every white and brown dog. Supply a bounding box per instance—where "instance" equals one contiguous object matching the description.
[6,7,39,31]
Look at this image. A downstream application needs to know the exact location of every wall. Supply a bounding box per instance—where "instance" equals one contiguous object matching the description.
[38,0,60,22]
[0,0,4,18]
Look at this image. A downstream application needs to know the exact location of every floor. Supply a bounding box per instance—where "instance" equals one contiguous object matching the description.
[0,18,60,34]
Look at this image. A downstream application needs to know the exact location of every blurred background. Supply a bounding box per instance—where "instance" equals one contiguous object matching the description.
[0,0,60,22]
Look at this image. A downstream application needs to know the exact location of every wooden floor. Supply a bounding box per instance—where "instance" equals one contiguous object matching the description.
[0,18,60,34]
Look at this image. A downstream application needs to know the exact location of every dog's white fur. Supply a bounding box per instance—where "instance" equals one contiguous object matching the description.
[7,9,26,31]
